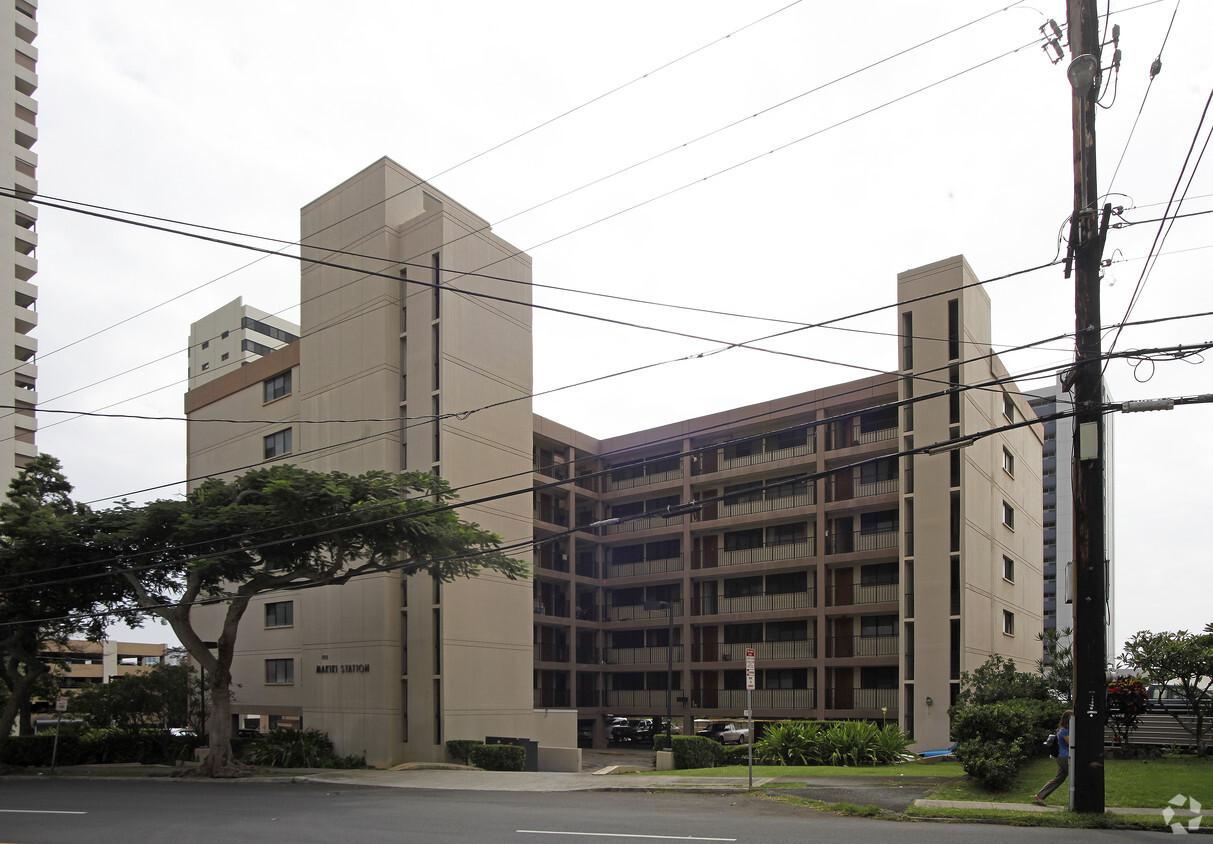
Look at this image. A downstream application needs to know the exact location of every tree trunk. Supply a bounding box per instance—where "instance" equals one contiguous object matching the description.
[0,663,47,764]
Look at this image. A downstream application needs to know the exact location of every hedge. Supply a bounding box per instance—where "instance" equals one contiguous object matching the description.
[653,735,727,770]
[468,743,525,771]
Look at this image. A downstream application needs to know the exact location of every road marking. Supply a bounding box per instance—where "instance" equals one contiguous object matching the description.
[517,833,735,841]
[0,809,87,815]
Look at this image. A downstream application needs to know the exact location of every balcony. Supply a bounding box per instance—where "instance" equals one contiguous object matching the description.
[692,590,815,615]
[534,688,571,708]
[605,601,683,622]
[825,635,899,658]
[575,647,600,664]
[825,529,898,555]
[533,643,569,663]
[715,490,813,519]
[826,582,899,607]
[691,688,815,710]
[824,687,899,712]
[605,466,682,493]
[576,689,602,707]
[604,555,683,578]
[605,689,681,709]
[602,645,683,665]
[693,639,815,661]
[825,416,897,450]
[693,539,814,570]
[721,440,814,472]
[603,512,684,535]
[534,598,570,618]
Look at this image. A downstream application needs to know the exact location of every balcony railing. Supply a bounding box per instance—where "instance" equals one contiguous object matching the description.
[605,601,683,622]
[692,590,815,615]
[826,419,897,450]
[603,513,684,535]
[826,583,899,607]
[605,556,684,578]
[605,467,683,492]
[694,540,814,569]
[602,645,684,665]
[825,635,899,658]
[605,689,682,709]
[576,689,601,707]
[533,643,570,663]
[824,687,899,711]
[534,600,570,618]
[693,639,815,661]
[721,441,815,471]
[534,506,570,527]
[576,647,600,664]
[534,688,571,708]
[691,688,816,710]
[825,529,898,555]
[717,491,814,519]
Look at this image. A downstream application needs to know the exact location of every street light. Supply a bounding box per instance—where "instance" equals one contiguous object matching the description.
[643,599,675,749]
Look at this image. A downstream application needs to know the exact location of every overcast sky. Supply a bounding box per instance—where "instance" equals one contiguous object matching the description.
[29,1,1212,651]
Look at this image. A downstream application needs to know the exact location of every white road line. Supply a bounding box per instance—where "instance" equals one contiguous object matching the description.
[0,809,87,815]
[517,832,735,841]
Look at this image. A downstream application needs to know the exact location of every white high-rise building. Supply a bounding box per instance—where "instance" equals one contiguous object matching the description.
[2,0,39,489]
[187,297,299,391]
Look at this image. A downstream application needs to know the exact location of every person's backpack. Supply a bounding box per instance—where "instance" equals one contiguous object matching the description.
[1044,733,1059,757]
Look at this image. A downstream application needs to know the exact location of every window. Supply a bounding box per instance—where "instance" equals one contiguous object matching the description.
[221,330,230,339]
[765,522,806,547]
[264,371,292,403]
[264,428,292,459]
[861,614,897,638]
[724,528,764,552]
[201,340,209,350]
[1002,501,1015,529]
[1003,610,1015,636]
[1002,556,1015,582]
[265,601,294,628]
[201,362,210,371]
[1002,447,1015,476]
[1003,393,1015,421]
[861,562,899,587]
[265,658,294,684]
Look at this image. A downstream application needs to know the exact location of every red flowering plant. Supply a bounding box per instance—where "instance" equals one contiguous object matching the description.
[1106,678,1149,746]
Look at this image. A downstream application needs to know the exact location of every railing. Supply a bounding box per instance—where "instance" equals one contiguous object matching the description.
[533,643,569,663]
[576,689,601,707]
[605,556,684,578]
[574,606,599,622]
[825,529,898,555]
[826,583,899,607]
[721,441,815,471]
[693,639,815,661]
[824,687,899,711]
[827,419,898,450]
[603,513,684,535]
[691,688,816,710]
[692,590,815,615]
[853,477,899,498]
[534,688,571,708]
[693,540,814,570]
[825,635,899,658]
[535,552,569,573]
[605,689,682,709]
[602,645,684,665]
[605,601,683,622]
[605,467,683,492]
[533,600,570,618]
[576,647,600,664]
[534,507,570,527]
[718,491,813,518]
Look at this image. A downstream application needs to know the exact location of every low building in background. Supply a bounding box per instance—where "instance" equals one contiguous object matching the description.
[42,640,168,689]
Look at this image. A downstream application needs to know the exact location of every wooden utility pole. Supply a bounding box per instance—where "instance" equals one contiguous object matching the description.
[1066,0,1107,814]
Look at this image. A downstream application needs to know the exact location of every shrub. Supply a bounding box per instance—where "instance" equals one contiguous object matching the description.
[240,728,363,768]
[1,733,84,767]
[655,735,727,769]
[445,739,481,765]
[1107,678,1149,746]
[755,721,823,766]
[468,743,525,771]
[955,737,1027,791]
[952,698,1064,790]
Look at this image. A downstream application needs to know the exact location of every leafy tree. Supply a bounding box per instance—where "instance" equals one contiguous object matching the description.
[1122,625,1213,754]
[69,664,192,735]
[0,456,123,763]
[98,465,527,777]
[951,653,1052,711]
[1036,626,1074,703]
[1105,677,1148,747]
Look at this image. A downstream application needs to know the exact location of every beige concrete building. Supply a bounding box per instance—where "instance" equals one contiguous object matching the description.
[42,640,167,689]
[2,0,40,489]
[187,297,299,390]
[186,160,1041,762]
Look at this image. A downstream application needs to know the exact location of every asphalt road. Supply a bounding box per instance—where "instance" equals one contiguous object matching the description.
[0,779,1162,843]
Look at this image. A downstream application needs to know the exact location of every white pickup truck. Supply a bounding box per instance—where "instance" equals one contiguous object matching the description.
[697,721,750,745]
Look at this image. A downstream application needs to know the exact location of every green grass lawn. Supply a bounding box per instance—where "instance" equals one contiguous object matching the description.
[929,755,1212,808]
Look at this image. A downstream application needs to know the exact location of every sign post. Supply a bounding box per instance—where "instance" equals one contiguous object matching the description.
[50,696,68,773]
[745,647,756,788]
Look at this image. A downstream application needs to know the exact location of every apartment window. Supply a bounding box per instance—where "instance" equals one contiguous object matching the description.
[765,522,806,547]
[201,362,210,371]
[901,311,913,369]
[1002,447,1014,476]
[264,371,292,403]
[201,340,209,350]
[861,615,897,638]
[265,601,294,628]
[265,658,294,685]
[1003,610,1015,636]
[1003,556,1015,582]
[220,352,229,361]
[1003,393,1015,421]
[724,528,764,552]
[1002,501,1015,529]
[264,428,292,459]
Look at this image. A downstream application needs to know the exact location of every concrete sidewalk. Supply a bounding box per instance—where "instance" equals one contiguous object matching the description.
[914,798,1212,818]
[301,767,769,792]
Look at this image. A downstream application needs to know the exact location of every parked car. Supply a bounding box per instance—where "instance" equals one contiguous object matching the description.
[696,721,749,745]
[606,717,635,743]
[635,718,680,742]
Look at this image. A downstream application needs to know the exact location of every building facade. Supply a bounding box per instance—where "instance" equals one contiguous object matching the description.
[41,640,167,689]
[1028,379,1115,662]
[187,297,300,390]
[3,0,39,490]
[185,162,1042,762]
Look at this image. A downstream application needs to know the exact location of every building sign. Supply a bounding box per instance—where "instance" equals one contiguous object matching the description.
[745,648,756,691]
[315,664,371,674]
